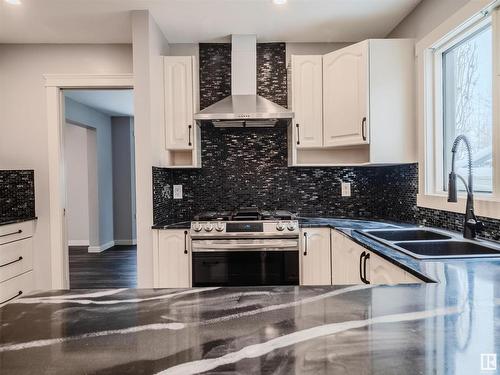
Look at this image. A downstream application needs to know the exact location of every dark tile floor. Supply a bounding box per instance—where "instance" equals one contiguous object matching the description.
[68,245,137,289]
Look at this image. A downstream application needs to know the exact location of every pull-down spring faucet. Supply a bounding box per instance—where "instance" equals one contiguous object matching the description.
[447,135,484,239]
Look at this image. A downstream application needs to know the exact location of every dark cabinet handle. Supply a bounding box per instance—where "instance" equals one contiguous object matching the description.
[296,123,300,145]
[0,229,22,238]
[361,117,367,141]
[359,251,366,283]
[363,253,370,284]
[188,125,192,146]
[303,232,308,256]
[0,256,23,268]
[184,230,188,254]
[0,290,22,305]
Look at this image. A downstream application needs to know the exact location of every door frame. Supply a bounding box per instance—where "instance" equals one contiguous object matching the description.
[45,74,134,289]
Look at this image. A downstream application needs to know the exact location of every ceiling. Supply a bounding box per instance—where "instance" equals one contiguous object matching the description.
[64,90,134,117]
[0,0,421,44]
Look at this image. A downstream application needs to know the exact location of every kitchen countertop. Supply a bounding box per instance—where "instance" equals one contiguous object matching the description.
[0,216,37,227]
[2,218,500,374]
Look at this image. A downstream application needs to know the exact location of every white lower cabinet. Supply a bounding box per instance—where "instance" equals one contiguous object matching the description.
[0,271,33,307]
[331,229,365,284]
[300,228,331,285]
[0,220,35,306]
[331,229,424,285]
[156,229,191,288]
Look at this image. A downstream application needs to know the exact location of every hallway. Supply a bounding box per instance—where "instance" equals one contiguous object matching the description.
[69,246,137,288]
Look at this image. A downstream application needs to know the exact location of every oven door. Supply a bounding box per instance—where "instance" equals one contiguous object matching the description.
[191,238,299,287]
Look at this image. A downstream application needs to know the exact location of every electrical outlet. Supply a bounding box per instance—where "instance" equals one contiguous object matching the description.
[341,182,351,197]
[173,185,183,199]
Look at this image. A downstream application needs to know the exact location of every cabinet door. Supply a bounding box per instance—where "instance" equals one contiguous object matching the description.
[323,41,369,147]
[368,252,407,285]
[164,56,194,150]
[291,55,323,148]
[158,229,191,288]
[300,228,331,285]
[331,229,367,285]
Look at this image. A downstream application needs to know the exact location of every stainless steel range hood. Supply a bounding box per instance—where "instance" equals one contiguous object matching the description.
[194,35,293,126]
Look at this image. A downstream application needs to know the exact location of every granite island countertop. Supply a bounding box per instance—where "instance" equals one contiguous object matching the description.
[2,218,500,374]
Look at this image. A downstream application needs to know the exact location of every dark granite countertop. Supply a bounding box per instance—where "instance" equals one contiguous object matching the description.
[0,216,37,227]
[3,217,500,374]
[152,220,191,229]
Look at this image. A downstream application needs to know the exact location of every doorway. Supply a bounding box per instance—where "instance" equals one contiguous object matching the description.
[63,89,137,288]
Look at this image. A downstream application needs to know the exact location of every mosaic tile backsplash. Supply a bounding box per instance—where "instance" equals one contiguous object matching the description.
[0,170,35,223]
[153,42,500,242]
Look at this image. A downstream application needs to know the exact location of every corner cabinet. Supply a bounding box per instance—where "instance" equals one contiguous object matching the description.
[162,56,201,168]
[289,39,416,166]
[154,229,191,288]
[331,229,424,285]
[299,228,331,285]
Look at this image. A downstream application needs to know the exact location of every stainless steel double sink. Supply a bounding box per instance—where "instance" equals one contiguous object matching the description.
[358,228,500,259]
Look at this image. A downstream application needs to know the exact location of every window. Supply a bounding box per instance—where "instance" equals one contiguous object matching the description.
[441,23,493,193]
[418,4,500,218]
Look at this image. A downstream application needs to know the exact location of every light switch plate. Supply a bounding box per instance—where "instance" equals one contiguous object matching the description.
[173,185,183,199]
[341,182,351,197]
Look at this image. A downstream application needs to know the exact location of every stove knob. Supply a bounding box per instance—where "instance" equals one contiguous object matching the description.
[192,222,202,232]
[287,222,297,231]
[276,222,285,231]
[204,223,214,232]
[215,222,225,232]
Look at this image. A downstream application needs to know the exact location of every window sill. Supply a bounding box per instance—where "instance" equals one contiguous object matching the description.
[417,193,500,220]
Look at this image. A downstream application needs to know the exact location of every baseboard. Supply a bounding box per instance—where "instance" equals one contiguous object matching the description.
[88,241,115,253]
[68,240,90,247]
[114,239,137,246]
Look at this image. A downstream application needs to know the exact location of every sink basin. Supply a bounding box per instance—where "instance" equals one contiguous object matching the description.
[364,229,451,241]
[394,241,500,259]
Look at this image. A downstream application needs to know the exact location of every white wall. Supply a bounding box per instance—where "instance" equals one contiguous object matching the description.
[64,123,91,246]
[0,44,132,289]
[112,116,136,244]
[388,0,470,40]
[132,10,170,287]
[65,97,115,250]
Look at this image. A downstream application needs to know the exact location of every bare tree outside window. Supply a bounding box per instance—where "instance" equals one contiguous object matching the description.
[443,25,493,193]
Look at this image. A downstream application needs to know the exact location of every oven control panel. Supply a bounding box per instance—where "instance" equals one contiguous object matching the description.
[190,220,299,236]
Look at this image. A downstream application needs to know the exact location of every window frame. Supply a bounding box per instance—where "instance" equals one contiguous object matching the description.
[416,1,500,219]
[433,17,494,196]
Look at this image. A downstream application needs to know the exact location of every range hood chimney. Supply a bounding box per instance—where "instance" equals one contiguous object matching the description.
[194,35,293,126]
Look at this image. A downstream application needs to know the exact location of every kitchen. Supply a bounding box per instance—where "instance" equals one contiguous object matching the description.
[1,0,500,373]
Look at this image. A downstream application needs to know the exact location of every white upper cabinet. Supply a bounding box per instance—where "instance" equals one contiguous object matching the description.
[163,56,196,150]
[323,41,369,147]
[162,56,201,168]
[289,39,416,166]
[291,55,323,148]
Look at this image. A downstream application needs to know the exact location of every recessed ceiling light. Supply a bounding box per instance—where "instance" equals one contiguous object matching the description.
[273,0,287,5]
[4,0,22,4]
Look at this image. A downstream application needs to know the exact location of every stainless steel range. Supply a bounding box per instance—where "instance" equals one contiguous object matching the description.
[190,207,300,287]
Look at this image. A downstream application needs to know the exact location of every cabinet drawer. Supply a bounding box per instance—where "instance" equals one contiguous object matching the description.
[0,238,33,283]
[0,271,34,307]
[0,221,34,245]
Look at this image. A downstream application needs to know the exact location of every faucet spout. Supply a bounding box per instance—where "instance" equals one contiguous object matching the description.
[447,135,483,240]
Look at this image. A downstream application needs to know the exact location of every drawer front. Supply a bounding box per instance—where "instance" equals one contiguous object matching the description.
[0,238,33,283]
[0,221,34,245]
[0,271,34,307]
